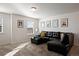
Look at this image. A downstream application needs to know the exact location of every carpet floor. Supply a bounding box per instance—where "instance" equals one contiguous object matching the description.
[0,41,79,56]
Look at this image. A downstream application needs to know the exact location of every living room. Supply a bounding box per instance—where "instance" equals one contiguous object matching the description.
[0,3,79,56]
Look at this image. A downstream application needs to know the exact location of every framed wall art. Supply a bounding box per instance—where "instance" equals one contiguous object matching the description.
[52,19,59,28]
[60,18,68,27]
[46,20,51,28]
[40,21,45,28]
[17,20,24,28]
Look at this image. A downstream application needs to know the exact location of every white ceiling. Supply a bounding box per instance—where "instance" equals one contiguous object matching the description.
[0,3,79,19]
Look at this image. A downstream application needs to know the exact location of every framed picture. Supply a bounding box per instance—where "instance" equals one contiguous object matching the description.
[60,18,68,27]
[41,21,45,28]
[17,20,24,28]
[46,20,51,28]
[52,19,58,28]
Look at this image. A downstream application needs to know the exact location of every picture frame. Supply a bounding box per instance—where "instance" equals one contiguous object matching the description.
[60,18,68,27]
[46,20,51,28]
[41,21,45,28]
[17,20,24,28]
[52,19,58,28]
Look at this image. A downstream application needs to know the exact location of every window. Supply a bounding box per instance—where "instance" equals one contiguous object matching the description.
[24,20,34,35]
[26,21,34,28]
[0,16,3,33]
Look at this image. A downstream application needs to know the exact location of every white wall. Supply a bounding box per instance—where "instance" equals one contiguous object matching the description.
[39,12,79,46]
[0,13,39,45]
[0,13,11,45]
[12,14,39,43]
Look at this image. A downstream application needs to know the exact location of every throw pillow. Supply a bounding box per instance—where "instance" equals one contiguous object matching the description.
[40,31,46,38]
[60,33,64,42]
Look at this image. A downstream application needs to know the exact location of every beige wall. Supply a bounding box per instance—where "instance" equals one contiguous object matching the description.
[0,13,39,45]
[39,12,79,46]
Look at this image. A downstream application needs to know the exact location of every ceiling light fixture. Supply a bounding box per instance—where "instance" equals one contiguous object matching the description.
[31,7,37,11]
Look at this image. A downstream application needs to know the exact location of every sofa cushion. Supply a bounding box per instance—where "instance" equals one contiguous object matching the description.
[46,32,53,37]
[47,40,62,46]
[52,32,60,39]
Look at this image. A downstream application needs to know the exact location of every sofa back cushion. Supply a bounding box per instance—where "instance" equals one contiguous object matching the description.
[52,32,60,39]
[46,32,53,38]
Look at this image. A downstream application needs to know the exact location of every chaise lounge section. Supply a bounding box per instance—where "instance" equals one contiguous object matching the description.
[47,32,74,55]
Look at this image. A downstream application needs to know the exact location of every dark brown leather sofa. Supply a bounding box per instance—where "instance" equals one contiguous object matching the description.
[31,31,74,55]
